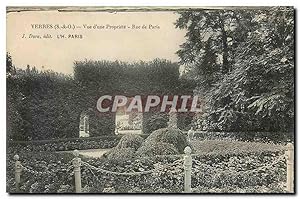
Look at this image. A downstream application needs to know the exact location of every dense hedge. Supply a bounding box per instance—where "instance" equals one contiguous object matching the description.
[142,112,168,134]
[74,59,185,96]
[7,69,83,140]
[7,58,196,141]
[74,59,195,135]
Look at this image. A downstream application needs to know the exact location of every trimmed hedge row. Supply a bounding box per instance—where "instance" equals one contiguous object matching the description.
[8,59,196,141]
[8,134,149,153]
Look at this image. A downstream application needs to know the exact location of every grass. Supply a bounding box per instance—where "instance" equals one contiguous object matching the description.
[190,139,285,155]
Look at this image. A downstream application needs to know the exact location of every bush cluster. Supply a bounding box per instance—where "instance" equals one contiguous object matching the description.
[105,128,189,162]
[105,135,144,163]
[141,128,190,154]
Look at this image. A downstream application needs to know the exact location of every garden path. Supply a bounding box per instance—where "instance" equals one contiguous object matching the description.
[63,148,111,158]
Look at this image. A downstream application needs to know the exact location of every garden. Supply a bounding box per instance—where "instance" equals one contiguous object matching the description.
[7,127,290,193]
[6,7,294,194]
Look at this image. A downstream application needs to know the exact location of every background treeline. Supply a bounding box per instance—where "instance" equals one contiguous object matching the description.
[7,58,195,141]
[175,7,294,139]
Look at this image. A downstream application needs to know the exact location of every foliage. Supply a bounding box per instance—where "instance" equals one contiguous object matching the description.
[103,134,144,161]
[88,112,116,137]
[7,57,196,141]
[74,59,182,96]
[136,142,179,157]
[115,134,144,150]
[142,112,168,134]
[191,152,286,192]
[175,9,255,88]
[141,128,189,153]
[7,139,287,193]
[6,152,75,193]
[6,66,83,140]
[8,135,122,153]
[192,182,285,193]
[176,7,294,136]
[6,54,23,140]
[106,147,136,164]
[192,131,290,143]
[177,112,195,131]
[190,140,285,155]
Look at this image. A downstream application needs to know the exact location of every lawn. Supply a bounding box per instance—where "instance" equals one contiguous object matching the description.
[190,140,285,155]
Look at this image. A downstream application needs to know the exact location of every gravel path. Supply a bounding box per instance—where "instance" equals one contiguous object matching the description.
[61,148,111,158]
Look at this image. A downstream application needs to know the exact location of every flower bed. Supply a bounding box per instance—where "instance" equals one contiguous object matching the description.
[6,152,75,193]
[6,140,287,193]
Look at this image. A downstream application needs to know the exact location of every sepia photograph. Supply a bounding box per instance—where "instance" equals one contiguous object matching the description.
[6,6,295,194]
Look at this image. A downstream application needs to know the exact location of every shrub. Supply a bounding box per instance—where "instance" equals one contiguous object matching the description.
[106,148,136,164]
[115,134,144,150]
[89,112,116,137]
[177,112,195,131]
[142,128,189,153]
[142,112,168,134]
[103,134,144,162]
[136,142,179,157]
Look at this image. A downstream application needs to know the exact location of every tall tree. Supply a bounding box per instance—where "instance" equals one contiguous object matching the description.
[209,7,294,132]
[175,9,255,91]
[176,7,294,135]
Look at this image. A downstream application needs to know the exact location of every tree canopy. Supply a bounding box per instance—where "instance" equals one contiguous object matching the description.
[176,7,294,135]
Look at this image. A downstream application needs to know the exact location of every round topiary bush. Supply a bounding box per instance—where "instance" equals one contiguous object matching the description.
[136,142,179,157]
[115,134,144,150]
[141,128,189,153]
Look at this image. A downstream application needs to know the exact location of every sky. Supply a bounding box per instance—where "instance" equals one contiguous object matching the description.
[7,10,186,75]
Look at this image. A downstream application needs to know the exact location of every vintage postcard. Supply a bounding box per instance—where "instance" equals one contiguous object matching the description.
[6,6,295,194]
